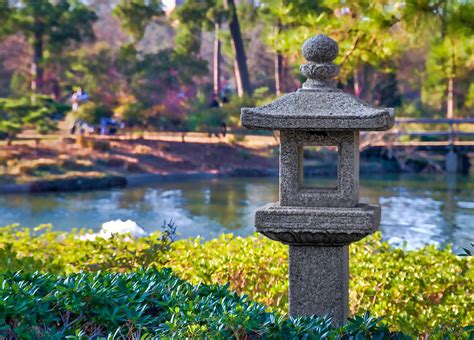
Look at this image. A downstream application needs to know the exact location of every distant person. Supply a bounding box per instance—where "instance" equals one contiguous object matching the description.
[209,94,220,108]
[69,122,76,135]
[71,87,90,112]
[69,119,94,135]
[206,94,221,137]
[100,117,124,135]
[220,122,227,137]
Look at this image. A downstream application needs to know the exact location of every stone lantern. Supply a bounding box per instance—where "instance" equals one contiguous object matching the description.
[240,34,394,324]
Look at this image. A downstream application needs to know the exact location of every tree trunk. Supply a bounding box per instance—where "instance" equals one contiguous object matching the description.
[353,69,361,97]
[233,59,243,97]
[274,52,283,96]
[446,47,455,119]
[223,0,252,97]
[213,22,222,97]
[51,79,61,101]
[447,76,454,119]
[31,26,44,94]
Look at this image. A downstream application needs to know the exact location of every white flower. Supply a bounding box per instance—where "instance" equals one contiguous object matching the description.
[78,219,147,241]
[101,219,147,238]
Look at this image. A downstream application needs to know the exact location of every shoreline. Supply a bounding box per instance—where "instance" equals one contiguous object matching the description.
[0,168,279,194]
[1,133,470,194]
[0,153,470,194]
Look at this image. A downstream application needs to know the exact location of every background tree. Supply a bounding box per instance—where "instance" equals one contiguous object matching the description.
[0,0,97,96]
[258,0,329,95]
[173,0,211,56]
[223,0,252,97]
[206,5,227,97]
[113,0,209,129]
[173,0,230,97]
[401,0,474,118]
[174,0,255,99]
[66,44,127,108]
[113,0,164,42]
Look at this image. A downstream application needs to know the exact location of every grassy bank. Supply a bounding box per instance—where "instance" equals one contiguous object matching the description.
[0,135,276,189]
[1,225,472,336]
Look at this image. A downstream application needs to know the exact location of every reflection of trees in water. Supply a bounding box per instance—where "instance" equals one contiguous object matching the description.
[357,175,403,205]
[116,188,149,211]
[439,175,461,248]
[176,178,279,231]
[1,195,35,215]
[361,174,473,250]
[2,192,70,215]
[179,180,249,230]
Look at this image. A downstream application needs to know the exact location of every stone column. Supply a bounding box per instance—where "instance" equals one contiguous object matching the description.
[289,245,349,324]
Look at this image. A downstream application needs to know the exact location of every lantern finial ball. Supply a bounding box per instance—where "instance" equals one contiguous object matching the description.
[302,34,338,63]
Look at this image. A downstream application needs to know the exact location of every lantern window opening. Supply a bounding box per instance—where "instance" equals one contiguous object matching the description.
[300,145,339,190]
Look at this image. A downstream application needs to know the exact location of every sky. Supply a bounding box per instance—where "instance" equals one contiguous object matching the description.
[161,0,182,13]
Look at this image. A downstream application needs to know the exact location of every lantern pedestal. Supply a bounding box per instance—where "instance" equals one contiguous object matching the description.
[255,203,380,324]
[289,245,348,324]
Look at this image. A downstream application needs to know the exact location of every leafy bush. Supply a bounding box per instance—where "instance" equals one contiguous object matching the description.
[0,225,472,336]
[72,101,113,125]
[170,235,473,336]
[0,269,410,338]
[114,101,145,127]
[0,96,69,141]
[185,92,273,132]
[0,224,174,274]
[185,95,229,132]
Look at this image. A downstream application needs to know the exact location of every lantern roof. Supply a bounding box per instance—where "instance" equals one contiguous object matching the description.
[241,34,394,131]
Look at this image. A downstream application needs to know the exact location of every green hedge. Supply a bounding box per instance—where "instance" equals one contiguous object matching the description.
[170,235,473,336]
[0,225,472,336]
[1,269,409,338]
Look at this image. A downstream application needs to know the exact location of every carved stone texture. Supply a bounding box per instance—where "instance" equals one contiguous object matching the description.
[289,245,348,325]
[241,90,394,131]
[300,34,339,90]
[280,130,359,208]
[300,63,339,81]
[241,33,394,131]
[255,203,380,245]
[301,34,338,63]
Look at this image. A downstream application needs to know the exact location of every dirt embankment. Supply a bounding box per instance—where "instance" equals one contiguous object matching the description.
[0,135,278,192]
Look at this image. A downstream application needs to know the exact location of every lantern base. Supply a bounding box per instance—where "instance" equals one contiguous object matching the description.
[255,203,380,245]
[289,244,348,324]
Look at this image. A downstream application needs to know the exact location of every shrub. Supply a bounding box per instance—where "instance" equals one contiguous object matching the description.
[72,101,113,125]
[0,225,472,336]
[170,235,473,336]
[0,96,68,142]
[0,224,175,274]
[114,102,145,127]
[0,269,411,338]
[185,94,267,132]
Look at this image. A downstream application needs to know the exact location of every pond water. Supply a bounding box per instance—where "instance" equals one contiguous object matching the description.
[0,174,472,252]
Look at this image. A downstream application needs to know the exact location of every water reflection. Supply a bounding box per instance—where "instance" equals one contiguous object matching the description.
[0,174,472,252]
